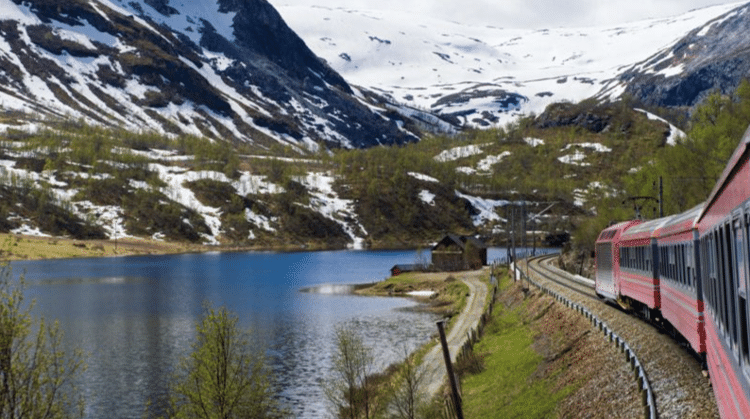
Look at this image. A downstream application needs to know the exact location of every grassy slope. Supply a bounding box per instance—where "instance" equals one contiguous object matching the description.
[461,277,568,418]
[461,272,644,419]
[0,233,203,260]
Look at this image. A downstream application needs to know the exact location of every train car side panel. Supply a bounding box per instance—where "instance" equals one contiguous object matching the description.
[656,205,705,354]
[706,313,750,418]
[698,131,750,419]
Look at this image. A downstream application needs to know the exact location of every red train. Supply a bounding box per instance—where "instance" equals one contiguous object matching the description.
[595,127,750,418]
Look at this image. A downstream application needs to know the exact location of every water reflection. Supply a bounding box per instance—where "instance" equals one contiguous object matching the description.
[9,250,438,418]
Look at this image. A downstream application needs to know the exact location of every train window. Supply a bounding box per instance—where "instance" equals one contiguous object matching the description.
[736,223,746,298]
[713,235,720,314]
[680,244,687,285]
[717,229,729,336]
[741,296,750,367]
[711,233,719,315]
[657,247,666,278]
[703,237,712,310]
[733,220,750,367]
[679,245,684,286]
[685,243,696,288]
[724,223,739,352]
[638,247,643,271]
[706,236,714,312]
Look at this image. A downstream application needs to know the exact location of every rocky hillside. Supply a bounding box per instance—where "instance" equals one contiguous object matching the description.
[613,3,750,109]
[0,0,417,150]
[0,103,675,249]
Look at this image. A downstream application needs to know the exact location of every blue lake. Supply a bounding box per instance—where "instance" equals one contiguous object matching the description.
[6,247,550,418]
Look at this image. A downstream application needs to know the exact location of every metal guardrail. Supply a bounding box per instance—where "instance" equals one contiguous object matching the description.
[514,261,657,419]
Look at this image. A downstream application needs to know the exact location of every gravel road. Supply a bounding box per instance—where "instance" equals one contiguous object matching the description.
[422,269,489,398]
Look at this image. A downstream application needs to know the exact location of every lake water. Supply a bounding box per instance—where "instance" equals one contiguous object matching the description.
[6,247,552,418]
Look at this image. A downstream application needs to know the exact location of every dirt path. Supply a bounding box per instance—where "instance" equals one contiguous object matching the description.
[422,268,489,398]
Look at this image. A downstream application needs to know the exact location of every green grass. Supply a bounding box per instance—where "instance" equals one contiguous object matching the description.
[461,291,569,418]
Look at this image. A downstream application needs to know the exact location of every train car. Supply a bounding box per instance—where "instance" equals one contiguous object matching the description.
[618,217,671,319]
[697,127,750,418]
[595,220,642,301]
[655,204,705,355]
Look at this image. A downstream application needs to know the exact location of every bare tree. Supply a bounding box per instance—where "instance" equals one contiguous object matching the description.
[390,346,427,419]
[324,324,374,419]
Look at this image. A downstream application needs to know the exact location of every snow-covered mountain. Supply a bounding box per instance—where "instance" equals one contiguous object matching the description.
[275,1,747,127]
[0,0,416,150]
[614,3,750,107]
[2,0,748,146]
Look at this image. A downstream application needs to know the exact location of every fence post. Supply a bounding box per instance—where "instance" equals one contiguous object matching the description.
[437,320,464,419]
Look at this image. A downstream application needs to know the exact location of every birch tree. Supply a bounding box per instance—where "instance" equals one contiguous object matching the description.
[0,263,86,419]
[164,304,285,419]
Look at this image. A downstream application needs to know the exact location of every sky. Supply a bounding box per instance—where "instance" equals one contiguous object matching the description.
[269,0,746,28]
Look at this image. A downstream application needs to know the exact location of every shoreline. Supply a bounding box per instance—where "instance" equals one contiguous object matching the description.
[0,233,429,262]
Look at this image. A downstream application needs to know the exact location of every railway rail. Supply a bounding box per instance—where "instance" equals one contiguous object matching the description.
[522,255,719,419]
[527,255,598,299]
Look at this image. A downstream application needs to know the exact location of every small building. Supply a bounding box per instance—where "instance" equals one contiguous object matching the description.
[432,234,487,271]
[391,264,418,276]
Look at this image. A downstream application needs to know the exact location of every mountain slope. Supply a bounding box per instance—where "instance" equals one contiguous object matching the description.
[611,3,750,107]
[275,2,745,127]
[0,0,416,149]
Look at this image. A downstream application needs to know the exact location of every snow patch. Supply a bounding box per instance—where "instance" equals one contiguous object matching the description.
[408,172,439,183]
[11,225,50,237]
[455,191,508,226]
[562,143,612,153]
[558,152,591,167]
[434,145,484,162]
[419,190,436,206]
[524,137,545,147]
[635,108,685,145]
[408,290,436,297]
[295,172,368,249]
[476,151,511,172]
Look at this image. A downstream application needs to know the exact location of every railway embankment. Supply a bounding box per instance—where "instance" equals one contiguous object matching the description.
[460,264,644,418]
[524,257,719,418]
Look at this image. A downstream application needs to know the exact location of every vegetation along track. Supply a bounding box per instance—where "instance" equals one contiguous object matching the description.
[526,256,719,418]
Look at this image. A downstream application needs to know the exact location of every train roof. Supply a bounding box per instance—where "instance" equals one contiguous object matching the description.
[658,204,703,237]
[596,220,642,243]
[620,216,672,240]
[699,124,750,222]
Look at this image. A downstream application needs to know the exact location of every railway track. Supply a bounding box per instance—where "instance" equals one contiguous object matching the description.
[527,255,597,299]
[523,256,719,419]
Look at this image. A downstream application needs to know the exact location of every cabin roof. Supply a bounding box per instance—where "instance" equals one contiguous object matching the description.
[433,234,487,251]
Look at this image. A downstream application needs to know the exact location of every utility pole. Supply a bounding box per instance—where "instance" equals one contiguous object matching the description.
[659,176,664,218]
[510,205,516,264]
[521,201,527,252]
